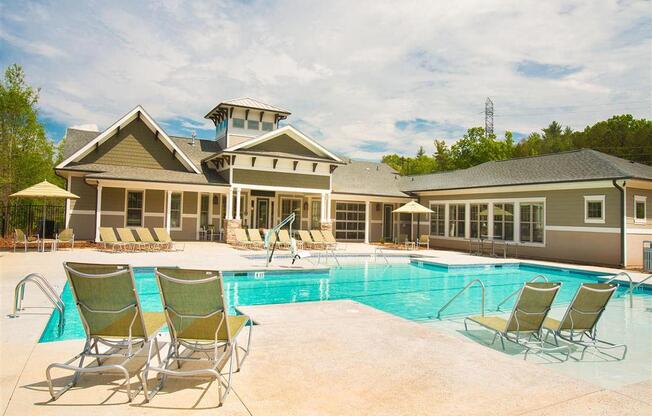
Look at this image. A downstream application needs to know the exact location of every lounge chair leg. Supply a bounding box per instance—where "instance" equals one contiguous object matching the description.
[499,336,505,350]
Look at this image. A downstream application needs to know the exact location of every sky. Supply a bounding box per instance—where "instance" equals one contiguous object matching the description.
[1,0,650,160]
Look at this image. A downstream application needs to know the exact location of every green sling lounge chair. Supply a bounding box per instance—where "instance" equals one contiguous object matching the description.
[232,228,255,249]
[276,229,293,249]
[46,262,166,401]
[464,282,569,360]
[298,230,322,249]
[13,228,40,252]
[143,268,252,405]
[99,227,129,252]
[246,229,265,249]
[544,282,627,360]
[321,229,345,251]
[134,227,168,251]
[55,228,75,250]
[310,229,336,250]
[152,227,183,251]
[117,227,148,251]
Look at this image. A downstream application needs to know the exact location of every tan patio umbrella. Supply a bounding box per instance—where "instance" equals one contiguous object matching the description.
[10,180,79,238]
[393,201,434,241]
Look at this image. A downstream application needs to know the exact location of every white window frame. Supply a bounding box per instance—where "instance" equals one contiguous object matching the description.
[634,195,647,224]
[584,195,605,224]
[448,203,466,239]
[232,118,245,129]
[429,203,445,237]
[125,190,145,227]
[169,192,183,231]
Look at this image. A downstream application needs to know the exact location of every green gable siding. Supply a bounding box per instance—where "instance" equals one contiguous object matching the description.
[233,169,330,190]
[247,134,324,158]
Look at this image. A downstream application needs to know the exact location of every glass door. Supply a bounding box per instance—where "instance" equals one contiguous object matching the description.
[383,204,393,240]
[256,198,269,228]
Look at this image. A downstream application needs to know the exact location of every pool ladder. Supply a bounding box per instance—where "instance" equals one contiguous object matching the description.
[436,279,486,319]
[9,273,65,330]
[603,271,652,308]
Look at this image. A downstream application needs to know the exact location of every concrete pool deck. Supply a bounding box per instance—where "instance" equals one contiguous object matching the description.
[1,242,650,415]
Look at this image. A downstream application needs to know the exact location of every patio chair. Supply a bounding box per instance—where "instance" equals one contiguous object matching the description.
[416,234,429,250]
[98,227,130,252]
[246,228,266,249]
[321,229,345,251]
[464,282,569,360]
[135,227,169,251]
[276,229,293,249]
[398,233,414,250]
[544,283,627,360]
[46,262,166,401]
[117,227,148,251]
[13,228,40,252]
[298,230,323,249]
[310,230,336,250]
[143,268,252,404]
[232,228,255,249]
[55,228,75,250]
[152,228,184,251]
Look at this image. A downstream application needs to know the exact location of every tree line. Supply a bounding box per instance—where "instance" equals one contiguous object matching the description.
[382,115,652,176]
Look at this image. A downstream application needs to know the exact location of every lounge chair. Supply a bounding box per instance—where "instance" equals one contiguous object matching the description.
[321,229,345,250]
[276,229,293,249]
[117,228,149,251]
[397,233,414,250]
[310,230,336,250]
[143,268,252,404]
[298,230,323,249]
[416,234,429,250]
[232,228,255,249]
[98,227,130,252]
[464,282,569,360]
[13,228,40,252]
[152,227,183,251]
[55,228,75,250]
[544,283,627,360]
[46,262,166,401]
[134,227,169,251]
[246,228,266,249]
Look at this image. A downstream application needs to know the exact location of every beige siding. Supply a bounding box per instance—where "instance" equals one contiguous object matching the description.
[145,190,165,213]
[68,214,95,240]
[78,118,186,171]
[183,192,198,214]
[626,187,652,227]
[171,217,197,240]
[101,214,124,229]
[102,187,125,212]
[69,177,95,211]
[233,169,330,190]
[144,216,164,228]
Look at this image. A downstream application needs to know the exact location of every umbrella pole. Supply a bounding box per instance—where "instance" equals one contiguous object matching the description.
[411,213,414,241]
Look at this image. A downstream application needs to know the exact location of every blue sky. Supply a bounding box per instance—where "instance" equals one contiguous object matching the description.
[1,0,650,160]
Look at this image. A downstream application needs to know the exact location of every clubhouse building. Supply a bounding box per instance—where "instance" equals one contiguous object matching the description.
[56,98,652,268]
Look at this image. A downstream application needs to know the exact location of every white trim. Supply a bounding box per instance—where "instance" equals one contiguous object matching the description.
[144,212,165,217]
[70,209,95,215]
[429,197,546,204]
[57,105,201,174]
[196,192,202,239]
[95,185,102,242]
[230,162,331,176]
[547,225,620,233]
[634,195,647,224]
[416,180,616,196]
[223,125,343,162]
[231,182,330,194]
[65,175,71,228]
[364,200,370,244]
[101,210,125,216]
[168,191,183,231]
[331,193,410,203]
[584,195,606,224]
[181,213,198,218]
[87,178,229,193]
[165,190,171,233]
[626,228,652,235]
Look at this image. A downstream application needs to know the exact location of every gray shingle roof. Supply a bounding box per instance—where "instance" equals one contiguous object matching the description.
[61,128,100,160]
[332,160,408,197]
[400,149,652,192]
[61,163,228,186]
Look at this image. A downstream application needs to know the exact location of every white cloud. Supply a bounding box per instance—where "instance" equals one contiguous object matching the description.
[0,0,649,159]
[69,124,99,132]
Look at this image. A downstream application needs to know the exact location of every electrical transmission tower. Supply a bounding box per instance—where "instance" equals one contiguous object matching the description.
[485,97,494,137]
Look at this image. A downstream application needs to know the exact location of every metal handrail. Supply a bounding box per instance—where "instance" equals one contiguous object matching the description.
[604,272,634,308]
[629,274,652,295]
[496,274,548,311]
[317,249,341,267]
[10,273,65,329]
[374,247,389,265]
[436,279,485,319]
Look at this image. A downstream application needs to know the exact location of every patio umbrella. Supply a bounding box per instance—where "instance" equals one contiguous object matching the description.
[393,201,434,241]
[10,180,79,238]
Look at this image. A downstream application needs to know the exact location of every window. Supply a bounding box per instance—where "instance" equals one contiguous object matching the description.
[449,204,466,238]
[520,203,544,243]
[280,198,301,221]
[635,195,647,224]
[493,203,514,241]
[126,191,144,227]
[200,194,210,228]
[584,195,605,223]
[170,192,182,229]
[430,204,445,236]
[470,203,488,239]
[311,200,321,229]
[247,120,259,130]
[232,118,245,128]
[262,121,274,131]
[335,202,366,240]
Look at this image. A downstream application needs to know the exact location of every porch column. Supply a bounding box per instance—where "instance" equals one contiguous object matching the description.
[320,192,327,221]
[364,200,370,244]
[65,176,71,228]
[487,203,494,239]
[235,187,241,220]
[165,190,172,234]
[326,193,332,221]
[226,187,233,220]
[94,185,102,242]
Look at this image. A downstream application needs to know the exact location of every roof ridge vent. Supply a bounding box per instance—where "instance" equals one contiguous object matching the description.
[191,131,196,146]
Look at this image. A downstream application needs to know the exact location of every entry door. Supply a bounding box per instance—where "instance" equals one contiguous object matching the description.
[256,198,269,228]
[383,205,393,240]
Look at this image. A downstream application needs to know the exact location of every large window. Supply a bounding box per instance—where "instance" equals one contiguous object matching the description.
[247,120,259,130]
[584,195,605,223]
[449,204,466,238]
[311,200,321,229]
[430,204,445,236]
[335,202,365,240]
[232,118,245,128]
[520,203,544,243]
[470,203,488,239]
[170,192,182,229]
[262,121,274,131]
[493,203,514,241]
[281,198,301,221]
[200,194,210,228]
[126,191,144,227]
[635,195,647,224]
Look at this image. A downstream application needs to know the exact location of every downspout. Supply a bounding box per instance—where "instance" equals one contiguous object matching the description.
[612,179,626,268]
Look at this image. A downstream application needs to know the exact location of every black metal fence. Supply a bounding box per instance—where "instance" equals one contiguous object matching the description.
[1,203,65,238]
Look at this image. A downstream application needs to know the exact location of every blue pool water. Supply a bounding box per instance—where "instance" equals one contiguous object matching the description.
[39,261,628,343]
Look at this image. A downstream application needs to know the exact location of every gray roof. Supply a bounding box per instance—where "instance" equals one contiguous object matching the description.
[61,128,101,160]
[400,149,652,192]
[332,160,408,197]
[219,97,290,113]
[62,163,228,186]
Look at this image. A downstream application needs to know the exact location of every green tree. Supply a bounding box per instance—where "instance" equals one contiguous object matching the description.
[433,140,453,171]
[448,127,514,169]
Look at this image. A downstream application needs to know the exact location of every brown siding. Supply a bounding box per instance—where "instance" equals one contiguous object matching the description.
[69,177,95,210]
[626,188,652,227]
[247,134,322,158]
[102,187,125,211]
[145,190,165,213]
[78,118,186,171]
[171,217,197,240]
[68,214,95,240]
[101,214,124,228]
[144,216,164,228]
[183,192,198,214]
[233,169,329,190]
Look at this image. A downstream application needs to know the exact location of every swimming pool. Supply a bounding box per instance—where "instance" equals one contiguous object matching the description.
[39,261,629,343]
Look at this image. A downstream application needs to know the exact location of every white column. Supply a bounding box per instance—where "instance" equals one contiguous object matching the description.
[95,185,102,242]
[65,176,71,228]
[514,201,521,243]
[326,193,332,221]
[444,202,450,238]
[235,187,241,220]
[364,200,370,244]
[226,188,233,220]
[320,193,326,221]
[166,190,172,233]
[196,193,201,240]
[487,203,494,239]
[464,202,471,239]
[208,192,213,226]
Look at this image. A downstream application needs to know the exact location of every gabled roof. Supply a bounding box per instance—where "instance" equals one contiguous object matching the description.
[56,106,201,174]
[400,149,652,193]
[222,125,343,163]
[204,97,290,119]
[332,160,408,197]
